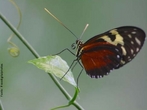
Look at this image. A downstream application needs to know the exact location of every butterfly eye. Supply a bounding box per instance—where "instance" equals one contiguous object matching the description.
[71,43,76,50]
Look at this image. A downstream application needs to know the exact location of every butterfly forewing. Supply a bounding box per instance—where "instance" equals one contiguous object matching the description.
[78,26,146,78]
[106,26,146,68]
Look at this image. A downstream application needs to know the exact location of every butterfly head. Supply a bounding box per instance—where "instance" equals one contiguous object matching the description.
[71,39,84,57]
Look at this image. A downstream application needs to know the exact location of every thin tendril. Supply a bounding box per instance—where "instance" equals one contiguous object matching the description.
[7,0,22,57]
[8,0,22,43]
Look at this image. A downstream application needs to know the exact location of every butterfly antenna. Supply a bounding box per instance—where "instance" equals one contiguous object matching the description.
[79,24,89,39]
[44,8,78,39]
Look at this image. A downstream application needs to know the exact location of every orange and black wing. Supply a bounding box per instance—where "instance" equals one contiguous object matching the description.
[80,42,122,78]
[79,26,145,78]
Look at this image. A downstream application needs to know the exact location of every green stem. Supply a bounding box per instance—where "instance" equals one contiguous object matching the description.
[51,87,80,110]
[0,12,84,110]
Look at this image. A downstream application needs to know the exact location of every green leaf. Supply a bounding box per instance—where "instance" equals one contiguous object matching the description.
[28,55,77,87]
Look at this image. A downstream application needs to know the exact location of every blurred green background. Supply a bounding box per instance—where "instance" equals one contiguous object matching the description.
[0,0,147,110]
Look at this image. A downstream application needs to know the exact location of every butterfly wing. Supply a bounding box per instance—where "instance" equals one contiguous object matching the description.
[79,26,146,78]
[80,42,122,78]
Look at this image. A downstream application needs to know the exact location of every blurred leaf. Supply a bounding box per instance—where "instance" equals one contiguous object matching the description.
[28,55,77,87]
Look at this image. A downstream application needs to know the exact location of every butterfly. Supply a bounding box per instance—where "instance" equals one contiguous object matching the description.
[74,26,146,78]
[45,8,146,79]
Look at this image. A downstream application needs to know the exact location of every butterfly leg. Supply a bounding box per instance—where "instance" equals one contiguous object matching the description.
[60,59,78,80]
[75,60,84,88]
[76,68,83,88]
[71,61,78,71]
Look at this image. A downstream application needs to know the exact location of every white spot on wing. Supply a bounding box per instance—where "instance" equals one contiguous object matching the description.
[99,75,102,78]
[120,60,125,64]
[128,34,132,38]
[115,48,119,52]
[135,37,141,45]
[116,64,119,68]
[127,56,131,61]
[117,55,120,58]
[136,48,139,52]
[132,31,136,34]
[131,49,134,54]
[121,46,127,55]
[131,41,134,44]
[128,58,131,61]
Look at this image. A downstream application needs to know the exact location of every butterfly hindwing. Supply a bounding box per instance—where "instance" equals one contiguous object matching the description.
[80,42,122,78]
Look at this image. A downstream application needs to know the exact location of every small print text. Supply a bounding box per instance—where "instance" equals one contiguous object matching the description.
[0,64,4,97]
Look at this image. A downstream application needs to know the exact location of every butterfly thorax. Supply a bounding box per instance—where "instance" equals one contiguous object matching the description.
[75,39,84,57]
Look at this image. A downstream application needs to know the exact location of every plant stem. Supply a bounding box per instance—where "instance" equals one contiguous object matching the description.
[0,12,84,110]
[0,100,4,110]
